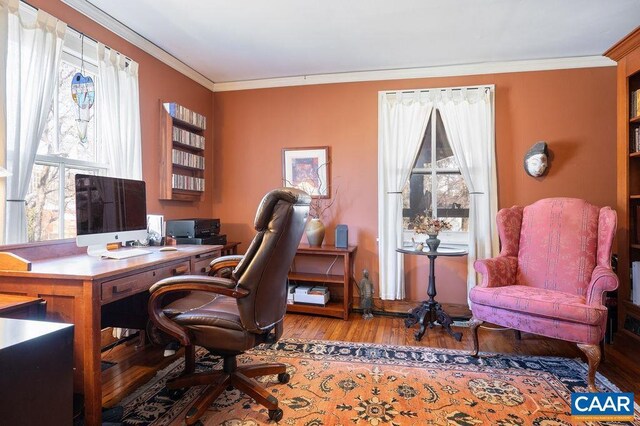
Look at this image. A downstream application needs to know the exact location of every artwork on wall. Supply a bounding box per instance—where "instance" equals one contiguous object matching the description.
[282,146,330,198]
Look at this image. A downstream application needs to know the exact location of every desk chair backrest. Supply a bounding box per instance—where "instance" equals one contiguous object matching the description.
[233,188,310,333]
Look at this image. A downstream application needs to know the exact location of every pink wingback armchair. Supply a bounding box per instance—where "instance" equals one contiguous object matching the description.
[469,198,618,392]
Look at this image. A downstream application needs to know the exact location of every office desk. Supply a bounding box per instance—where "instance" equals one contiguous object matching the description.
[0,242,221,425]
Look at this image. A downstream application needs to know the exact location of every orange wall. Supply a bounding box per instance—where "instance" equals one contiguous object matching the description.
[42,0,214,220]
[213,67,617,304]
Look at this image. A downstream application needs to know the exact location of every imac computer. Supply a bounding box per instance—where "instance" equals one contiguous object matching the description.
[75,174,150,258]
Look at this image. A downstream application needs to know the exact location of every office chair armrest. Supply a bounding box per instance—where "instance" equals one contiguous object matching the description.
[586,265,619,307]
[209,255,244,276]
[473,256,518,288]
[148,275,250,346]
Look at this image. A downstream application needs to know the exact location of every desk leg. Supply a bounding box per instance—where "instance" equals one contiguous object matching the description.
[83,285,103,425]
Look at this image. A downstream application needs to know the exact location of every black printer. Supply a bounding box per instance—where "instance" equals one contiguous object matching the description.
[166,218,226,245]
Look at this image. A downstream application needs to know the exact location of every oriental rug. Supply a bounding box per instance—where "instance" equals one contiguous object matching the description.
[121,339,640,425]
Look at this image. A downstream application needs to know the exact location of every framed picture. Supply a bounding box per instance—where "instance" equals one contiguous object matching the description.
[282,146,330,198]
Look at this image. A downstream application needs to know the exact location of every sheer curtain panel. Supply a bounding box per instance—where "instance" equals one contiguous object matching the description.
[97,43,142,179]
[437,88,498,299]
[2,0,66,244]
[377,92,433,300]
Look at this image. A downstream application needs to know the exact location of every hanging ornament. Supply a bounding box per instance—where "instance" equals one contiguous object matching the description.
[71,33,95,144]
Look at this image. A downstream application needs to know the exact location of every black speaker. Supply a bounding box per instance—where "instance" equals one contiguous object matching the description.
[335,224,348,248]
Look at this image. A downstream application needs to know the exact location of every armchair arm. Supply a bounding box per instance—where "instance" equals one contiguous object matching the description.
[148,275,249,346]
[473,256,518,288]
[208,255,244,276]
[586,265,619,307]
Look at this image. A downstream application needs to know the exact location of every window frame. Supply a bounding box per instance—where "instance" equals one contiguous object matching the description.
[27,35,106,242]
[402,108,469,248]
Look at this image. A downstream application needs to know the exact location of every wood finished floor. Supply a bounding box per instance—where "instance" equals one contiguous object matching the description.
[102,312,640,409]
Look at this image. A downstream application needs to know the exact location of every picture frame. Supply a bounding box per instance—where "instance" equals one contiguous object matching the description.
[282,146,330,198]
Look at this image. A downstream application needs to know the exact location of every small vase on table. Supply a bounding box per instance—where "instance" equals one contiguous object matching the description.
[426,233,440,252]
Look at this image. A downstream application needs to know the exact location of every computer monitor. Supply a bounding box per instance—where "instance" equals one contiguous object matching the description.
[75,174,148,256]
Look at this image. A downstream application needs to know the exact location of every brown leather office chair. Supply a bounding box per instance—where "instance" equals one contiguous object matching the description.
[148,188,310,424]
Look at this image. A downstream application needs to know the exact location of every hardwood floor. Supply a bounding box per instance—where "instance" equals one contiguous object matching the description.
[102,312,640,409]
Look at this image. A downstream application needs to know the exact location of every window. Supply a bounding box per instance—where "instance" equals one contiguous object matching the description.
[26,33,106,242]
[402,110,469,245]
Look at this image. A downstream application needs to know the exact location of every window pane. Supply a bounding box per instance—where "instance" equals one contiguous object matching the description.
[26,164,60,242]
[37,105,55,156]
[63,168,97,238]
[412,118,432,169]
[402,174,432,231]
[436,173,469,232]
[434,110,458,169]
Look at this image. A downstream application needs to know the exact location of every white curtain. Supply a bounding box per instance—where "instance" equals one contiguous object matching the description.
[97,43,142,179]
[3,0,66,244]
[437,88,498,298]
[377,92,433,300]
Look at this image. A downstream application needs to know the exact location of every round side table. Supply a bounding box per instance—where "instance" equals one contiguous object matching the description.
[397,247,468,342]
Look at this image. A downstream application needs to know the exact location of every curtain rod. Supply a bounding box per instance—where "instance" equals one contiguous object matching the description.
[20,0,133,62]
[383,85,493,95]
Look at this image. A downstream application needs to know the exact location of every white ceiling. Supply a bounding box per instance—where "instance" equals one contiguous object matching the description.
[84,0,640,84]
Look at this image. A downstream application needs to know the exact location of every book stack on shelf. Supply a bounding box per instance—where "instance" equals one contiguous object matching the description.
[292,285,330,305]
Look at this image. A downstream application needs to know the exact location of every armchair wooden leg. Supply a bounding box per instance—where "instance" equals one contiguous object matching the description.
[577,343,601,392]
[468,317,483,357]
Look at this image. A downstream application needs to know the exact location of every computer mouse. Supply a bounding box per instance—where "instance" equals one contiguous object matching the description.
[159,246,178,252]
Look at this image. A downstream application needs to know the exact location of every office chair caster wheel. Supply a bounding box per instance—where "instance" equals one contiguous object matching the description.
[268,408,283,422]
[277,373,290,384]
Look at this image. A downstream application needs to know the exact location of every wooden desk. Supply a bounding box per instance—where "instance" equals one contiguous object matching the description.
[221,241,240,256]
[0,240,221,426]
[0,294,45,319]
[0,318,74,425]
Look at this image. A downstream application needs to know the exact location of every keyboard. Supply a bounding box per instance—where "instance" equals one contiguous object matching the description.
[102,248,152,259]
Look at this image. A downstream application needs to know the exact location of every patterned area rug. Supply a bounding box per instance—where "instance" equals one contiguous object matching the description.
[121,339,640,425]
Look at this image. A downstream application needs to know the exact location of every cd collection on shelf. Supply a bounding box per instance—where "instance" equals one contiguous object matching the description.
[172,126,205,150]
[172,174,205,192]
[172,149,205,170]
[165,102,206,129]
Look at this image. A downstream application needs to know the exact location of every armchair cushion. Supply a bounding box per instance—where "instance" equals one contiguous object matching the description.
[470,285,607,325]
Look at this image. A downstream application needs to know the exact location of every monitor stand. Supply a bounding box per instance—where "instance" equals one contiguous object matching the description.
[86,244,109,258]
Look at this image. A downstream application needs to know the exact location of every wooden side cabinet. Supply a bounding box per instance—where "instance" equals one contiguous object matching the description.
[287,244,357,320]
[0,318,74,425]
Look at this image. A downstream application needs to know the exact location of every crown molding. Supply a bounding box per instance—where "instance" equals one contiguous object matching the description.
[61,0,215,91]
[213,56,615,92]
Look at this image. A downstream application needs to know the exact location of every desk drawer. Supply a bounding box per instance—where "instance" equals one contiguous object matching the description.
[193,249,221,275]
[101,260,190,304]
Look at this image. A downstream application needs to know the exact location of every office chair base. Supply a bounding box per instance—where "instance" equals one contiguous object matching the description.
[168,355,289,425]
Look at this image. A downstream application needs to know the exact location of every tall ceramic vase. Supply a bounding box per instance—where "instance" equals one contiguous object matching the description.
[426,233,440,252]
[306,218,325,247]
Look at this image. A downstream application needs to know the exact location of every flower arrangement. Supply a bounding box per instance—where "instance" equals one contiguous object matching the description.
[410,213,451,235]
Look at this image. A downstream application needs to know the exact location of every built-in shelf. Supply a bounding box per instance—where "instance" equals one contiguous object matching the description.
[630,115,640,124]
[630,151,640,158]
[288,271,344,284]
[159,101,207,201]
[286,300,345,317]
